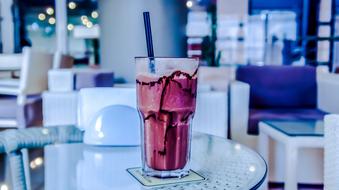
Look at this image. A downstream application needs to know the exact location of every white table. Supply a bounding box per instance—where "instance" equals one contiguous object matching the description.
[258,120,324,190]
[44,131,267,190]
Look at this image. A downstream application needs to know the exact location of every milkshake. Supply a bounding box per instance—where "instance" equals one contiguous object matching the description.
[136,57,199,178]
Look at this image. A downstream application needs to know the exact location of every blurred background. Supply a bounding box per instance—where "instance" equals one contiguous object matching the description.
[0,0,338,82]
[0,1,338,189]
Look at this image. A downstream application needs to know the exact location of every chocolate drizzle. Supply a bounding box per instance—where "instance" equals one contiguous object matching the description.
[137,69,198,122]
[144,113,156,121]
[137,70,197,160]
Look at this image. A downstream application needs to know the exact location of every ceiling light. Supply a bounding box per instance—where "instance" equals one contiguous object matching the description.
[82,20,88,25]
[86,22,93,28]
[186,1,193,8]
[67,24,74,31]
[81,15,88,21]
[48,17,56,25]
[38,13,46,21]
[46,7,54,15]
[81,16,89,25]
[68,2,77,9]
[91,11,99,19]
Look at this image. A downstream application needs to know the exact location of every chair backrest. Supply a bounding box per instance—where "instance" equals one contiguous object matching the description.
[193,91,228,138]
[53,51,74,69]
[19,47,53,95]
[0,53,22,69]
[78,87,137,130]
[236,65,317,109]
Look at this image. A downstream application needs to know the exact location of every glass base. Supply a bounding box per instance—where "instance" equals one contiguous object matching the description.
[142,167,190,178]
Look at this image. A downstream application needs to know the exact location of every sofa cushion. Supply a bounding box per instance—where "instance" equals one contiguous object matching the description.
[248,108,327,135]
[75,71,114,90]
[236,66,317,108]
[0,95,17,118]
[0,95,43,126]
[48,69,114,92]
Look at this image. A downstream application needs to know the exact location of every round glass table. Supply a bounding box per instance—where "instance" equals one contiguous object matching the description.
[44,132,267,190]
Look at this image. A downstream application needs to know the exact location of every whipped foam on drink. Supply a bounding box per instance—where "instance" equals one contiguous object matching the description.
[136,69,197,171]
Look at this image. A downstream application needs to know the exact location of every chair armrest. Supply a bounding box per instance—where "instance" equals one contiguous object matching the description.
[193,91,227,138]
[48,69,74,92]
[3,126,82,151]
[317,73,339,113]
[324,114,339,189]
[17,95,43,127]
[0,126,83,190]
[0,54,22,71]
[229,81,250,141]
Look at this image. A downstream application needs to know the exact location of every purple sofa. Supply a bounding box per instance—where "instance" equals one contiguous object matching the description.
[74,71,114,90]
[236,65,327,135]
[335,67,339,74]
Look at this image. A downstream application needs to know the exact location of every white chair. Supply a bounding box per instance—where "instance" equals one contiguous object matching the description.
[324,114,339,190]
[230,66,334,150]
[78,87,139,146]
[0,48,52,190]
[0,47,53,128]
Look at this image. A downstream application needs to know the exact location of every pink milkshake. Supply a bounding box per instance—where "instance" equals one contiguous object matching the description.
[136,57,198,178]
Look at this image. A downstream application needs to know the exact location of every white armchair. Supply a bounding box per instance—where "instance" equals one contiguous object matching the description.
[229,66,339,185]
[229,67,338,148]
[0,47,53,128]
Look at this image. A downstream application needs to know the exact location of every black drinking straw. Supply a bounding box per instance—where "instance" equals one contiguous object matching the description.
[143,12,155,73]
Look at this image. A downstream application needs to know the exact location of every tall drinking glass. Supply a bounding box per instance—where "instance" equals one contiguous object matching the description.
[136,57,199,178]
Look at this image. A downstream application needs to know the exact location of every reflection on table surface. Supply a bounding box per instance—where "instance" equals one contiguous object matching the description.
[45,133,267,190]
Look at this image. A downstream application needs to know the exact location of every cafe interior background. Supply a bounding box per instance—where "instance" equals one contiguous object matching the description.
[0,0,339,189]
